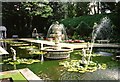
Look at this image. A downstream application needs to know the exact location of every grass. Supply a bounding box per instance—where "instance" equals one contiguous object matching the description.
[0,71,27,82]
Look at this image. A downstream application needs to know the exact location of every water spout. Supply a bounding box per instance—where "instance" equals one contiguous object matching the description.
[46,21,68,50]
[41,54,44,63]
[88,17,112,64]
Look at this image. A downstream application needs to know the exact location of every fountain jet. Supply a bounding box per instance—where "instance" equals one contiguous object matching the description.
[88,17,113,64]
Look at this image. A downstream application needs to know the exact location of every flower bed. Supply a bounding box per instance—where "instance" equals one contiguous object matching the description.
[65,40,85,43]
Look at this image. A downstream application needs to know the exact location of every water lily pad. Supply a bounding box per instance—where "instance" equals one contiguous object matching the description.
[9,41,25,44]
[101,63,107,69]
[18,46,37,49]
[3,58,12,62]
[9,61,20,65]
[6,41,25,44]
[16,59,40,64]
[78,70,85,73]
[0,62,3,65]
[10,43,29,46]
[2,40,13,43]
[59,60,107,73]
[3,58,40,65]
[28,51,46,55]
[68,68,78,72]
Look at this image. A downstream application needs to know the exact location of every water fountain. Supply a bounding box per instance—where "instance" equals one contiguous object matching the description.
[81,42,90,64]
[59,17,112,73]
[80,16,113,68]
[88,16,113,63]
[80,17,113,65]
[44,21,73,59]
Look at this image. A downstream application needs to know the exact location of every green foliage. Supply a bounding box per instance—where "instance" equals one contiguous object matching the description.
[67,2,77,18]
[48,2,68,22]
[59,60,107,73]
[71,32,79,40]
[10,43,29,47]
[1,2,53,18]
[60,13,119,40]
[61,13,118,28]
[28,50,46,55]
[18,46,37,49]
[21,2,53,17]
[2,2,120,38]
[76,21,92,37]
[3,58,40,65]
[75,2,90,16]
[2,2,53,37]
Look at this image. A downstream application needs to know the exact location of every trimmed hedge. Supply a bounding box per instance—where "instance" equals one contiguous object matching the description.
[60,13,120,42]
[60,13,119,28]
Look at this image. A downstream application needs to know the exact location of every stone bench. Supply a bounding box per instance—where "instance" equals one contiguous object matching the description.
[97,40,110,44]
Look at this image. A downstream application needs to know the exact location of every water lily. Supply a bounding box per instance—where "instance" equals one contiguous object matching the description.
[59,59,107,73]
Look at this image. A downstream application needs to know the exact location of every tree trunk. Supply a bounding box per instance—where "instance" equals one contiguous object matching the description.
[93,5,96,14]
[64,3,68,19]
[97,2,100,14]
[29,16,33,35]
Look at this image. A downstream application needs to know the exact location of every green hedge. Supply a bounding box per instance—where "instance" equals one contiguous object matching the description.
[60,13,120,42]
[60,13,119,28]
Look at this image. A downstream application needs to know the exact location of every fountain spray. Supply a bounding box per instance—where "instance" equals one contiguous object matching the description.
[88,17,112,64]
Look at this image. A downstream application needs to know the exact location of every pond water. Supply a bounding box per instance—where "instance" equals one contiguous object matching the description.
[0,40,120,80]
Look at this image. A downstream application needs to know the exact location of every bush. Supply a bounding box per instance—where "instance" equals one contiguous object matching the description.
[60,13,118,28]
[60,13,120,42]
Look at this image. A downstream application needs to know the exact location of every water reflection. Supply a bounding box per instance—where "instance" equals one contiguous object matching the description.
[59,68,119,80]
[95,51,113,56]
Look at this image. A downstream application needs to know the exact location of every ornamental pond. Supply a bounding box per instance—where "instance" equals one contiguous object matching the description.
[0,39,119,80]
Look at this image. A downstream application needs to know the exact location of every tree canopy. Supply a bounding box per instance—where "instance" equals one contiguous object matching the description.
[2,1,120,41]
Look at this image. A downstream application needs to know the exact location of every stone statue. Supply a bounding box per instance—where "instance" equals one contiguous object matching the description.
[10,47,16,61]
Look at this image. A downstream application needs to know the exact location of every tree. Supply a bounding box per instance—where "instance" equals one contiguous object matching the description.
[2,2,53,37]
[21,2,53,36]
[2,2,23,37]
[100,2,120,14]
[76,2,90,16]
[49,2,73,21]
